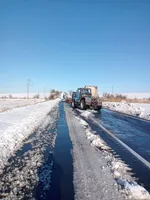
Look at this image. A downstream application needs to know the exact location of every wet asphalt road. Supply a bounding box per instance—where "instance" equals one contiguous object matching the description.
[95,109,150,163]
[47,102,74,200]
[0,103,150,199]
[75,108,150,192]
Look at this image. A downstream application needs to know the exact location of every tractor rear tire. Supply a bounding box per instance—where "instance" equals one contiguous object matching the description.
[72,101,76,109]
[80,99,87,110]
[95,106,102,111]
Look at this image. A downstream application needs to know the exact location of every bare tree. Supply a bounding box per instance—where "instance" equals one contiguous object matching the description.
[33,94,40,99]
[9,94,13,99]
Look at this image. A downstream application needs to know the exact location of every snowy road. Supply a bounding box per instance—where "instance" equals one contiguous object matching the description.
[0,102,150,200]
[75,108,150,193]
[65,105,124,200]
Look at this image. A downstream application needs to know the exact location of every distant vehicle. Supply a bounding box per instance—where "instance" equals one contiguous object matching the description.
[72,86,102,111]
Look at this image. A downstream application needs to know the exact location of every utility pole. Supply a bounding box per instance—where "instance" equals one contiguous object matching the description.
[112,86,114,95]
[27,79,31,99]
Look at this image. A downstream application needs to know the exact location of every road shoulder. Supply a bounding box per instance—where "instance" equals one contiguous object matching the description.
[65,105,123,200]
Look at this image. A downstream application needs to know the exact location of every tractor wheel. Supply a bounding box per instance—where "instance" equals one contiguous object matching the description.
[80,99,86,110]
[72,101,76,109]
[94,106,102,111]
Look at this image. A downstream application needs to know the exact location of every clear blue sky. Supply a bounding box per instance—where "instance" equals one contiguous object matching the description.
[0,0,150,94]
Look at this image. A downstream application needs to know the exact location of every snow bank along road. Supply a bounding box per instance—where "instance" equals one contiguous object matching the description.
[103,102,150,121]
[0,101,73,200]
[0,99,60,199]
[0,99,60,171]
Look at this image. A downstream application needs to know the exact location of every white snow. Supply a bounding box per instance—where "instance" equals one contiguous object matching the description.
[111,161,124,170]
[103,102,150,120]
[86,129,97,141]
[117,179,150,200]
[0,99,60,171]
[0,99,45,113]
[79,117,111,151]
[0,92,50,98]
[80,110,92,118]
[0,105,58,199]
[79,118,89,127]
[133,103,150,119]
[60,92,64,99]
[110,160,128,179]
[113,170,121,178]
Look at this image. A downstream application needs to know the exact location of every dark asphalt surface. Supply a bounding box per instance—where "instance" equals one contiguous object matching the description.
[75,108,150,192]
[94,109,150,163]
[48,102,74,200]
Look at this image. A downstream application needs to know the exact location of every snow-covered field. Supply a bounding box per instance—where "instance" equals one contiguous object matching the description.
[0,93,50,99]
[103,102,150,120]
[0,99,46,113]
[0,99,60,172]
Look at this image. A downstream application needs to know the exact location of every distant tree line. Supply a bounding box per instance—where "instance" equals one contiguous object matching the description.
[103,93,150,103]
[103,93,127,101]
[45,89,61,101]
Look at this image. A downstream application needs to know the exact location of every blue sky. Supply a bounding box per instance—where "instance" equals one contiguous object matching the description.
[0,0,150,94]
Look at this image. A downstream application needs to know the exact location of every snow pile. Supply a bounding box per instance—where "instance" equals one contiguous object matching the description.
[103,101,150,120]
[78,117,89,127]
[111,161,123,178]
[117,179,150,200]
[110,159,132,181]
[85,129,110,151]
[80,110,92,118]
[76,115,150,199]
[79,109,98,118]
[78,117,110,151]
[79,118,110,151]
[0,99,60,171]
[134,103,150,120]
[104,101,142,116]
